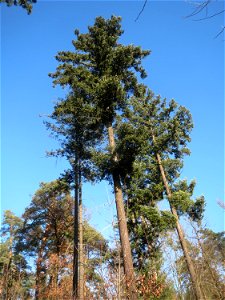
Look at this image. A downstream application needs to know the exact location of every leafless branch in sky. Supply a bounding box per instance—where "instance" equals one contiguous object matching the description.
[135,0,148,22]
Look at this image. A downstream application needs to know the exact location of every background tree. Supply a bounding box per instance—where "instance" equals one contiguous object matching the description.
[166,226,225,300]
[189,226,225,299]
[0,210,34,299]
[15,180,108,299]
[16,180,73,299]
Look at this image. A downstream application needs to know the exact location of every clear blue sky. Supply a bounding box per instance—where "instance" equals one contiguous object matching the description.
[1,1,224,236]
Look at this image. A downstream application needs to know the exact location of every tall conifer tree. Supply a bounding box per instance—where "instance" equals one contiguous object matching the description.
[49,16,150,298]
[121,91,205,300]
[46,92,100,299]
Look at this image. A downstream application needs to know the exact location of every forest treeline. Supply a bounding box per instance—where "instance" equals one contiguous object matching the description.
[1,16,224,300]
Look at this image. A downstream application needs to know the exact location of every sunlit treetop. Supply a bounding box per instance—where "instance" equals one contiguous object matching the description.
[49,16,150,125]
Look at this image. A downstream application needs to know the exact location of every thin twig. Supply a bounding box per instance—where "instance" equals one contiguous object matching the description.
[193,9,225,21]
[135,0,148,22]
[214,26,225,39]
[185,0,211,18]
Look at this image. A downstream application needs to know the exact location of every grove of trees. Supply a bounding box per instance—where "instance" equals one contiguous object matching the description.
[1,15,224,300]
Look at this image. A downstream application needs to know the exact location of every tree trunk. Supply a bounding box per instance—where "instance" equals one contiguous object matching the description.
[4,229,13,300]
[35,246,45,300]
[78,166,84,300]
[4,256,12,300]
[117,246,121,300]
[107,124,136,300]
[73,157,79,300]
[155,150,204,300]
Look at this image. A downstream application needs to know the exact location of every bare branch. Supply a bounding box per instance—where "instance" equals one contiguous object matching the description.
[185,0,211,18]
[185,1,224,39]
[214,26,225,39]
[217,200,225,210]
[135,0,148,22]
[193,9,225,21]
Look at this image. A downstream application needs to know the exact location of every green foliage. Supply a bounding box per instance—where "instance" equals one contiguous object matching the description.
[1,210,23,242]
[13,180,109,298]
[47,16,152,296]
[50,16,150,125]
[83,221,107,252]
[46,92,103,183]
[0,12,214,298]
[123,91,193,176]
[16,180,73,257]
[0,211,34,299]
[171,190,194,214]
[114,91,196,224]
[121,90,205,220]
[121,151,176,270]
[112,90,206,279]
[199,228,225,263]
[188,196,205,222]
[171,180,205,221]
[1,0,36,14]
[48,16,150,181]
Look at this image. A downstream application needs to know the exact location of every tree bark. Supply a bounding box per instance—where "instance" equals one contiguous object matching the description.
[117,246,122,300]
[73,157,79,300]
[155,150,204,300]
[107,124,136,300]
[4,226,13,300]
[4,256,12,300]
[78,166,84,300]
[35,246,45,300]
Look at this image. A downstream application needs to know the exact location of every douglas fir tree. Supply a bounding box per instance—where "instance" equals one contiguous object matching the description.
[121,91,205,300]
[49,16,150,298]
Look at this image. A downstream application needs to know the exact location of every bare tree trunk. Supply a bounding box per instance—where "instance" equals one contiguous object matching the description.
[78,166,84,300]
[155,150,204,300]
[107,124,136,300]
[73,157,79,300]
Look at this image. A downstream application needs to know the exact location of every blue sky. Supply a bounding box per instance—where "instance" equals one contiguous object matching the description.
[1,1,224,237]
